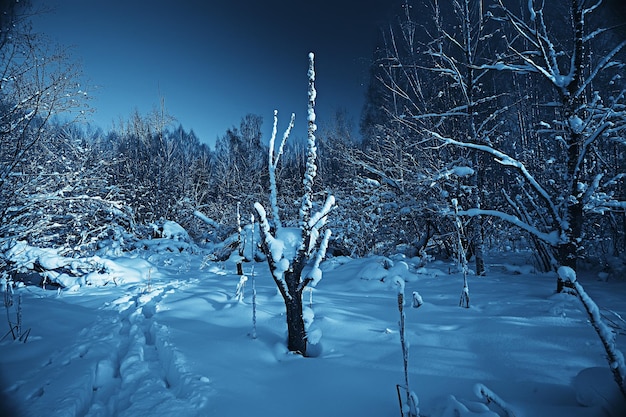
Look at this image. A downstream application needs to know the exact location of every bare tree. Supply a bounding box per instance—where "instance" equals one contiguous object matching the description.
[371,0,625,290]
[254,53,334,356]
[360,0,508,268]
[1,2,90,244]
[449,0,626,291]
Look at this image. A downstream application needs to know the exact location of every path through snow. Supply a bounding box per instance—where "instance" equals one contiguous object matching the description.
[2,281,211,417]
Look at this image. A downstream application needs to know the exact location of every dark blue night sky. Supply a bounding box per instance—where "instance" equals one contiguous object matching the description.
[31,0,393,145]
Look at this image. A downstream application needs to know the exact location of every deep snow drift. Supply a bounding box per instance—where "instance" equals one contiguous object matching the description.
[1,247,625,417]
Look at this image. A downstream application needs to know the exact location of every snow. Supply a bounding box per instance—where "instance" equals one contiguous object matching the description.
[192,211,218,228]
[568,115,584,134]
[1,249,625,417]
[308,194,335,229]
[391,274,405,295]
[159,221,190,241]
[573,367,625,414]
[430,166,475,186]
[1,241,156,288]
[558,266,578,283]
[307,266,323,286]
[452,166,475,177]
[412,292,423,309]
[275,227,301,262]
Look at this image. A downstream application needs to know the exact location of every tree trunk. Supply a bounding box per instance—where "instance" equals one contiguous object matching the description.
[472,219,486,276]
[470,155,486,277]
[283,269,307,355]
[285,295,307,355]
[555,0,585,293]
[463,0,486,277]
[556,202,583,292]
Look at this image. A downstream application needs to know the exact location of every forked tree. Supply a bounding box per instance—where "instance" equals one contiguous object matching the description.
[254,53,334,356]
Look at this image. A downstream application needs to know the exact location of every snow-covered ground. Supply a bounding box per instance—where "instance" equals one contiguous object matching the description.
[1,249,625,417]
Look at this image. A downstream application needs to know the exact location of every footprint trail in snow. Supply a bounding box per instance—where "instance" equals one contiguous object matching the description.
[89,284,212,417]
[10,283,212,417]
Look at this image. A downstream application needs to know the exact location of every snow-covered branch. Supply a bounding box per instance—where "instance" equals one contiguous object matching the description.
[253,202,290,300]
[576,39,626,97]
[493,0,587,94]
[299,52,318,233]
[308,194,335,231]
[438,134,561,224]
[298,229,332,292]
[193,211,218,228]
[455,208,560,245]
[474,383,517,417]
[268,110,295,232]
[574,121,612,178]
[296,53,336,261]
[559,267,626,398]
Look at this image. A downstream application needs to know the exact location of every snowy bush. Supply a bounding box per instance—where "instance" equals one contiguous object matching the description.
[1,238,163,289]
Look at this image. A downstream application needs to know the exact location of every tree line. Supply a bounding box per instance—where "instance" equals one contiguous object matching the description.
[1,0,624,286]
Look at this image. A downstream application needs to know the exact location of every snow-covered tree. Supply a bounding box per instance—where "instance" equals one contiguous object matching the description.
[214,114,268,220]
[1,122,137,255]
[107,108,181,224]
[443,0,626,291]
[103,107,222,240]
[367,0,625,288]
[0,3,92,249]
[358,0,509,264]
[254,53,334,356]
[344,126,449,256]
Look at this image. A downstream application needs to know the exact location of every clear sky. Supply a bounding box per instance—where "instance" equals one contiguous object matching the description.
[30,0,394,146]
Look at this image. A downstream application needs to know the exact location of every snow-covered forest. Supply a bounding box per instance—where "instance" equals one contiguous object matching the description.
[1,1,625,416]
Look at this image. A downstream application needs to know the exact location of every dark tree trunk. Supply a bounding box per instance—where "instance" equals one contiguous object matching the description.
[554,0,585,293]
[556,202,584,292]
[470,155,486,277]
[285,293,307,355]
[462,0,486,277]
[283,269,307,355]
[472,222,486,276]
